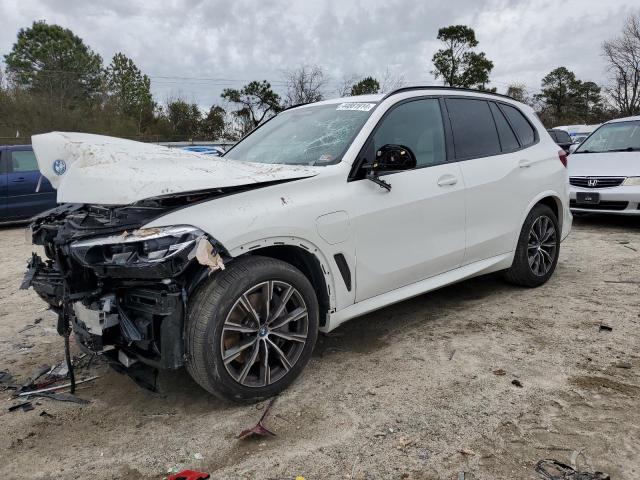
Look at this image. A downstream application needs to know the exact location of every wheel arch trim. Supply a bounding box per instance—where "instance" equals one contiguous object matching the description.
[228,236,338,325]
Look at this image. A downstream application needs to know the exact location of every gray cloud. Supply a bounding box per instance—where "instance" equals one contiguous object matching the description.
[0,0,637,108]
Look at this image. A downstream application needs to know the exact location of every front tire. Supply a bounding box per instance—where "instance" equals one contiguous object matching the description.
[185,256,319,402]
[504,204,560,287]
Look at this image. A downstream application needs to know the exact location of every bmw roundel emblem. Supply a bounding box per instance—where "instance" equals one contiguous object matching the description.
[52,159,67,175]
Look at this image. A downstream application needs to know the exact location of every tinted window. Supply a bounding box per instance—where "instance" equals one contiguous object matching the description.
[547,130,557,141]
[11,150,39,172]
[446,98,501,159]
[501,104,536,147]
[373,99,445,167]
[554,130,571,143]
[490,103,520,151]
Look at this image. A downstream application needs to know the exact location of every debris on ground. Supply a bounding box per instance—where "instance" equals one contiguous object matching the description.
[534,459,610,480]
[39,411,54,418]
[17,375,99,397]
[9,401,34,412]
[599,325,613,332]
[493,368,507,376]
[511,379,524,388]
[18,324,36,333]
[10,353,98,400]
[238,397,277,440]
[0,370,14,389]
[614,361,632,369]
[168,470,210,480]
[27,392,90,404]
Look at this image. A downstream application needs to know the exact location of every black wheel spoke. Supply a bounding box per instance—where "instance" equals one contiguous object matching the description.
[259,339,270,387]
[223,337,257,364]
[269,306,307,329]
[267,338,292,372]
[269,285,294,322]
[223,322,259,334]
[239,294,261,327]
[270,330,307,343]
[238,340,260,383]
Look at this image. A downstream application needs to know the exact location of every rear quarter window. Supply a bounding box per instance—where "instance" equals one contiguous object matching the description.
[445,98,501,159]
[501,104,536,147]
[490,102,520,152]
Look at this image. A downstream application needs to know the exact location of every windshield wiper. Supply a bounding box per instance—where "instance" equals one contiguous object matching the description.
[604,147,638,152]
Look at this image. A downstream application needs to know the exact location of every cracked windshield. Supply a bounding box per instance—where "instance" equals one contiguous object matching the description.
[224,103,376,165]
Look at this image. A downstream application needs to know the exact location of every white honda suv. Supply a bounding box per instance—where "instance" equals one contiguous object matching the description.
[24,87,571,402]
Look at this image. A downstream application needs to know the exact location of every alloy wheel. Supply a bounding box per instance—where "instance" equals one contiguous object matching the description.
[527,215,557,276]
[220,280,309,387]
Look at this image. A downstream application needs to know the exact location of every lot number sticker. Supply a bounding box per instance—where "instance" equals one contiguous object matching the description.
[336,102,376,112]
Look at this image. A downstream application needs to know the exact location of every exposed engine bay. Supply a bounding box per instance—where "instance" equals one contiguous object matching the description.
[21,195,230,388]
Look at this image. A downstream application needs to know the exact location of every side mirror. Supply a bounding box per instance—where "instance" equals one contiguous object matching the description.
[372,144,417,172]
[569,143,578,154]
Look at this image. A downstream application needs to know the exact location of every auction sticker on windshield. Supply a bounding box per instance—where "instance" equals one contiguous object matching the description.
[336,102,376,112]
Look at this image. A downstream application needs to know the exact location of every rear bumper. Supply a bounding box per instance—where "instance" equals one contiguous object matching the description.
[569,185,640,215]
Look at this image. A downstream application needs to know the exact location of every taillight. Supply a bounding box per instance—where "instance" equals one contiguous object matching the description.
[558,149,568,168]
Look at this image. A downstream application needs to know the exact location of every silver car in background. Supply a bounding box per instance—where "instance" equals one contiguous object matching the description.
[569,116,640,215]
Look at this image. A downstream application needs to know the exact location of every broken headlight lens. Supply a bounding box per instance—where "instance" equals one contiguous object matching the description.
[70,225,203,267]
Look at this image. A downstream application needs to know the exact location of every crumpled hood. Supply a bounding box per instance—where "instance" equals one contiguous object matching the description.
[569,151,640,177]
[31,132,320,205]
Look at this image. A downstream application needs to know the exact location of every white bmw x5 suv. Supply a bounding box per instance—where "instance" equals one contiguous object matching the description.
[24,87,571,402]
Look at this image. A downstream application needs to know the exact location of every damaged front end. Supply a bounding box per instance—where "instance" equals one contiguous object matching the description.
[22,202,226,389]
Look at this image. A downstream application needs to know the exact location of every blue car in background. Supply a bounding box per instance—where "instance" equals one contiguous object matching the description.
[0,145,57,223]
[181,145,225,156]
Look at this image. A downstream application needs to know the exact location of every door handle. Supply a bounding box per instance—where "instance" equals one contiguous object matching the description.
[437,174,458,187]
[11,177,26,182]
[518,159,533,168]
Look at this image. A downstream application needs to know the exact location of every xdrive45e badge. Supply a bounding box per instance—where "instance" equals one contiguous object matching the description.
[52,159,67,175]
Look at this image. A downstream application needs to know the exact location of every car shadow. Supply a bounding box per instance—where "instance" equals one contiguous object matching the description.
[572,213,640,231]
[314,272,508,359]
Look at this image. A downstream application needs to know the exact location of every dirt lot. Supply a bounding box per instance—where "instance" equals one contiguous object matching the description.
[1,216,639,480]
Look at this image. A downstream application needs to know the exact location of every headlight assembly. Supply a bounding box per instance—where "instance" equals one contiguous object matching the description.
[622,177,640,186]
[70,225,204,268]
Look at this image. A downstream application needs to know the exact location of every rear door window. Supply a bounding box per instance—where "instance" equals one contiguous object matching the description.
[490,102,520,152]
[501,104,536,147]
[11,150,39,172]
[445,98,501,159]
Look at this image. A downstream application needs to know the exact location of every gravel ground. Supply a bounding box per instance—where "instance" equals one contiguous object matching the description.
[1,215,639,480]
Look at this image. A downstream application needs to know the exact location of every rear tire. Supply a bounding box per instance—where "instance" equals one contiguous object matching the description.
[504,204,560,287]
[185,256,319,402]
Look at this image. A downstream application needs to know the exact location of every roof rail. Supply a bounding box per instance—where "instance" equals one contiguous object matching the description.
[381,85,515,102]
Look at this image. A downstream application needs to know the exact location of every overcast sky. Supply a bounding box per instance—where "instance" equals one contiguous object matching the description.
[0,0,637,109]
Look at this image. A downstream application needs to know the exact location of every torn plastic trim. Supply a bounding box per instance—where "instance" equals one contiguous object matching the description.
[190,236,226,272]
